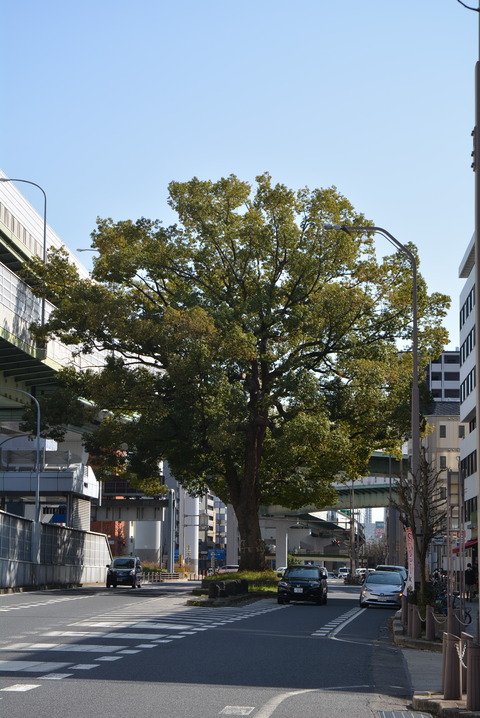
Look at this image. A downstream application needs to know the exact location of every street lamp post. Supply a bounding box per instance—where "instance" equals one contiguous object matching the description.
[0,177,48,325]
[324,223,420,585]
[0,387,41,523]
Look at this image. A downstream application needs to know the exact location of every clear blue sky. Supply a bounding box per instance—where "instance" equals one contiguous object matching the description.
[3,1,478,348]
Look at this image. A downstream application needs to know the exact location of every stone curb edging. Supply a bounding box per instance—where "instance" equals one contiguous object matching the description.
[392,617,480,716]
[412,693,480,718]
[392,616,443,653]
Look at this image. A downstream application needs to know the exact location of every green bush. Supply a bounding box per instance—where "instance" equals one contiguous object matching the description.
[141,562,166,574]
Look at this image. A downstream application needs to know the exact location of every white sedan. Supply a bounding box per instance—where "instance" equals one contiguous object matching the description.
[216,565,240,574]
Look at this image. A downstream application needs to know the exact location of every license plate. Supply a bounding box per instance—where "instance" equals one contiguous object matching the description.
[294,587,303,593]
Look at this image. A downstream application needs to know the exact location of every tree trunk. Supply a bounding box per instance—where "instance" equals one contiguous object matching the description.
[227,390,268,571]
[235,496,267,571]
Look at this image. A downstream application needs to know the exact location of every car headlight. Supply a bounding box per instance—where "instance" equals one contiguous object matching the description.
[309,582,320,587]
[129,570,135,576]
[278,581,288,588]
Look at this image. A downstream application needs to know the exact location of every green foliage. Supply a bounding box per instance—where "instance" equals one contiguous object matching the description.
[24,173,450,569]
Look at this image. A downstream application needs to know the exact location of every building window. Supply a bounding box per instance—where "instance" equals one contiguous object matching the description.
[460,450,477,478]
[439,425,446,438]
[444,389,460,398]
[465,496,477,523]
[459,425,465,439]
[444,372,460,381]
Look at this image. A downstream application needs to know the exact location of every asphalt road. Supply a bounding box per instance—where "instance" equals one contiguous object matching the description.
[0,580,419,718]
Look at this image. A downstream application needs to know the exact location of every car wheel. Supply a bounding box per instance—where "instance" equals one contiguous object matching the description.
[106,582,111,588]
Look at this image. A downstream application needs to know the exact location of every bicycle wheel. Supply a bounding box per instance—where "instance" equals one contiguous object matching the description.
[464,610,472,625]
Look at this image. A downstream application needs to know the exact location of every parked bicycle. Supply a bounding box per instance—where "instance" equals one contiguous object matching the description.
[434,590,472,625]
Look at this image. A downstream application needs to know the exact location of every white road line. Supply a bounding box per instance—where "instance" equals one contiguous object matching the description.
[253,689,316,718]
[0,661,71,672]
[330,608,366,637]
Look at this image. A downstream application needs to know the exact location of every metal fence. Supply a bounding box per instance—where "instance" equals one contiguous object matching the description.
[0,510,112,590]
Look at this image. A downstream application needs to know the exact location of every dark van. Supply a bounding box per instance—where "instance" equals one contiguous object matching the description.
[106,557,143,588]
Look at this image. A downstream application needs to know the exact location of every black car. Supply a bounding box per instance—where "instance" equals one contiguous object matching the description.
[106,557,143,588]
[277,565,328,605]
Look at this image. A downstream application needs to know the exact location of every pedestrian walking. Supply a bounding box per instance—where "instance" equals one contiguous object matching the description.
[465,562,477,601]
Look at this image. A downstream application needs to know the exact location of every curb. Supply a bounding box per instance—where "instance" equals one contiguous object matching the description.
[412,693,480,717]
[392,617,480,716]
[392,616,443,653]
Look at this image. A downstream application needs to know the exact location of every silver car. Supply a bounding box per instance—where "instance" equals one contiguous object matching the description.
[359,570,404,608]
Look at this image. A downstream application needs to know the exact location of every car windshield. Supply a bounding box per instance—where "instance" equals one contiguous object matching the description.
[112,559,134,568]
[285,568,320,579]
[367,573,402,585]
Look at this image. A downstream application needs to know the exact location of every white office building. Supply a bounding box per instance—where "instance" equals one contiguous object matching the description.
[459,235,478,561]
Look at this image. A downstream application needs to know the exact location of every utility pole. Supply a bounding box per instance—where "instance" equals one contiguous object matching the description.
[458,0,480,642]
[474,0,480,643]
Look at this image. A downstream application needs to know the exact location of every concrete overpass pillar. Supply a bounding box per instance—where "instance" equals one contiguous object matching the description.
[275,522,289,569]
[134,521,162,564]
[226,504,239,564]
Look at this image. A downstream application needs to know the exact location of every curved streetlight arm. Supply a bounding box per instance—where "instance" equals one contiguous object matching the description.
[324,223,417,270]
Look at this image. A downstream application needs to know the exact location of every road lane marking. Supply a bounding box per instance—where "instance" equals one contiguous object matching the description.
[0,684,41,691]
[254,690,316,718]
[330,607,366,636]
[219,707,255,715]
[2,643,126,653]
[311,607,365,638]
[0,661,71,672]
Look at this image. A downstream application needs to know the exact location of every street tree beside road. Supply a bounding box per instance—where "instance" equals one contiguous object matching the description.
[392,446,447,605]
[25,173,449,570]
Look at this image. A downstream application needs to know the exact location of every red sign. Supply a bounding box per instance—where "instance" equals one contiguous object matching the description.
[405,528,414,591]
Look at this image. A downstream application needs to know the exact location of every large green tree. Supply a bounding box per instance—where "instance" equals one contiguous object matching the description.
[26,174,449,570]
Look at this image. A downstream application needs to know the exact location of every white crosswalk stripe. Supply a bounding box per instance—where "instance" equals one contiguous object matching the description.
[0,598,285,683]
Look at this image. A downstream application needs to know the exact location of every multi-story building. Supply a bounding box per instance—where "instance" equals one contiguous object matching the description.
[459,235,477,564]
[425,351,461,402]
[0,172,101,528]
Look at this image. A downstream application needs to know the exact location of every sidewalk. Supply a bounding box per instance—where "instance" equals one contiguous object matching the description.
[393,600,480,717]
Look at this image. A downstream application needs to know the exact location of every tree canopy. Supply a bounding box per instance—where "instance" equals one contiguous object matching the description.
[26,173,450,569]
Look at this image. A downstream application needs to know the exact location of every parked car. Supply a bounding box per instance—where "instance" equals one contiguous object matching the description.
[375,564,408,582]
[277,565,328,605]
[337,567,349,578]
[216,564,240,574]
[106,557,143,588]
[359,570,404,608]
